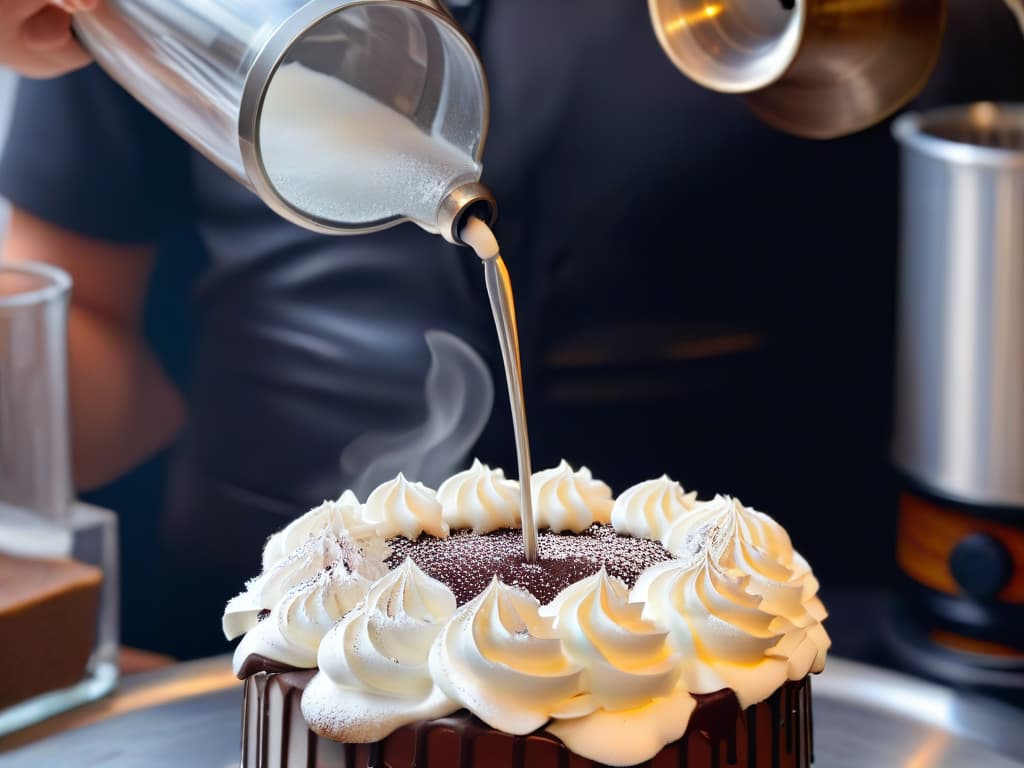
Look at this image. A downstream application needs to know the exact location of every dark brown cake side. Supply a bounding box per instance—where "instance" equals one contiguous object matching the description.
[0,552,102,710]
[241,671,813,768]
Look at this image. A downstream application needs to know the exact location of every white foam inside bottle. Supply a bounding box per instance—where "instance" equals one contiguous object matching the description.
[259,64,480,229]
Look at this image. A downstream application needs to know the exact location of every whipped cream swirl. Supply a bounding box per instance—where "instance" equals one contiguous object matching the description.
[662,495,830,678]
[262,490,367,569]
[632,551,790,708]
[540,569,680,709]
[539,569,694,767]
[437,459,521,533]
[231,566,369,673]
[364,473,449,540]
[224,532,348,640]
[610,474,698,542]
[303,559,458,742]
[531,460,614,533]
[429,578,589,734]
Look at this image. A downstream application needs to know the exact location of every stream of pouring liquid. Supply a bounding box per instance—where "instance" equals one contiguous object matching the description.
[461,217,538,562]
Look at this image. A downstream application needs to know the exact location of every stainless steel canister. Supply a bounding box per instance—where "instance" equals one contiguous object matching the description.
[892,103,1024,508]
[73,0,495,243]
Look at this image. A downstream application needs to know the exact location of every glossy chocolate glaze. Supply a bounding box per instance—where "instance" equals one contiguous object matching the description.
[235,653,304,680]
[241,671,814,768]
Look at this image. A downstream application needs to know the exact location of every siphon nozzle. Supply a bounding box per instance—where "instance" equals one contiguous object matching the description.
[437,181,498,246]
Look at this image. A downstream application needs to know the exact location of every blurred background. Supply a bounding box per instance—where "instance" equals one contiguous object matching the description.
[0,0,1022,697]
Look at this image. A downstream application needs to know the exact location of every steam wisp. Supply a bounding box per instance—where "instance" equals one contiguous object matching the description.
[340,330,493,499]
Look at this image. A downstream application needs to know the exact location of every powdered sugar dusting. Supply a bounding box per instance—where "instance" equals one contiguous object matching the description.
[387,524,675,604]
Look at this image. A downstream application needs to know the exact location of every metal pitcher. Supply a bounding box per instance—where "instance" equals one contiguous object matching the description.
[73,0,495,243]
[649,0,947,139]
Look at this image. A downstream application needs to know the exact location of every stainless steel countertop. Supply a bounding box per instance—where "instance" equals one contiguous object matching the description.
[0,656,1021,767]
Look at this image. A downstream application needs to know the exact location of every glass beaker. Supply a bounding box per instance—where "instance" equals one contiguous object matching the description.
[0,261,73,555]
[0,261,119,735]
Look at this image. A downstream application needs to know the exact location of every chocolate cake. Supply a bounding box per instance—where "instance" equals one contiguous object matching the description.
[0,552,102,710]
[224,461,829,767]
[243,671,812,768]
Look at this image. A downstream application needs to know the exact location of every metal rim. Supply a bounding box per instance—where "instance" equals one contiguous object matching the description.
[237,0,490,235]
[647,0,807,95]
[893,103,1024,168]
[0,262,72,309]
[437,180,497,245]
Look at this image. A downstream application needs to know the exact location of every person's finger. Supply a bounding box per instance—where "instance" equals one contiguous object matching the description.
[21,5,74,50]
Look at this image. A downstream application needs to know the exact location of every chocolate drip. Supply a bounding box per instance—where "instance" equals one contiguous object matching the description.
[785,683,794,756]
[799,678,813,768]
[242,672,813,768]
[512,735,524,767]
[769,693,780,768]
[808,677,815,765]
[235,653,305,680]
[746,704,758,766]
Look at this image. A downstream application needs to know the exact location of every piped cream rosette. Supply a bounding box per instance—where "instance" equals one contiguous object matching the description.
[655,494,830,687]
[223,463,829,767]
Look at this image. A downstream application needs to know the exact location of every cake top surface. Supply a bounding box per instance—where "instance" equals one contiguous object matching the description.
[386,524,674,605]
[222,459,830,767]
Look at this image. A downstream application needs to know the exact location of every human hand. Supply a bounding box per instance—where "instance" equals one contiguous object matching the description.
[2,0,98,79]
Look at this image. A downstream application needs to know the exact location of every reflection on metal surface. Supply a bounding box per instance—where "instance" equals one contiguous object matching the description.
[816,657,1024,765]
[904,735,951,768]
[0,655,239,754]
[663,3,723,33]
[89,663,239,715]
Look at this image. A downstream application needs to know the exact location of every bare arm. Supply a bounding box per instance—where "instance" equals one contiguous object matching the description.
[2,207,186,490]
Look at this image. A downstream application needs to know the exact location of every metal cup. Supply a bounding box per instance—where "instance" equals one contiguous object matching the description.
[648,0,947,139]
[892,103,1024,507]
[74,0,494,242]
[887,104,1024,696]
